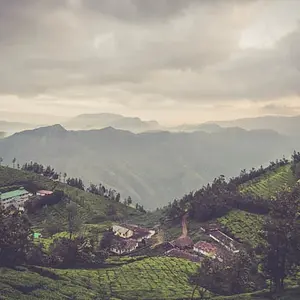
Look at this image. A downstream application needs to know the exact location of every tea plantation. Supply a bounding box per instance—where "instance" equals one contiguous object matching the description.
[0,257,201,300]
[240,165,296,198]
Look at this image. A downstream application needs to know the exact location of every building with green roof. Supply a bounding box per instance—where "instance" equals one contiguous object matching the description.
[0,187,32,209]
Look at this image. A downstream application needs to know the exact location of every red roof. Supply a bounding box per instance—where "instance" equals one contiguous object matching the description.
[194,241,217,253]
[37,190,53,195]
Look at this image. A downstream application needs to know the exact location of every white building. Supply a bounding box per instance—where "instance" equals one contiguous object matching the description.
[112,225,134,239]
[110,239,139,255]
[0,187,32,209]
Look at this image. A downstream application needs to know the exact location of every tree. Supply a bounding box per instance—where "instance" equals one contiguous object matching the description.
[127,196,132,206]
[63,172,67,183]
[66,201,81,240]
[261,186,300,294]
[99,230,114,250]
[189,258,222,299]
[49,236,107,268]
[0,206,33,267]
[189,252,253,298]
[0,157,3,166]
[115,193,121,202]
[12,157,16,168]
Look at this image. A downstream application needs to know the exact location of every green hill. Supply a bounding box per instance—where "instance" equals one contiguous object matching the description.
[0,257,201,300]
[1,263,299,300]
[240,164,296,198]
[0,166,142,232]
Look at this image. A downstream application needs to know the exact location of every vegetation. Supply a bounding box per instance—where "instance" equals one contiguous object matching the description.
[1,152,300,299]
[218,210,265,248]
[0,257,199,300]
[261,185,300,294]
[241,165,296,198]
[0,166,142,231]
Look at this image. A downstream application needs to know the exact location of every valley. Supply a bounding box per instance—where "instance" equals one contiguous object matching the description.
[1,151,300,299]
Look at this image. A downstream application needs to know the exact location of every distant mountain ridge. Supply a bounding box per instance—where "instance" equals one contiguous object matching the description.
[0,120,35,134]
[0,124,299,209]
[207,115,300,136]
[63,113,161,133]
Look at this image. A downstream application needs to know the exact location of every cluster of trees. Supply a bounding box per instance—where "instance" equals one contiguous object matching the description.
[261,185,300,294]
[22,162,60,180]
[0,203,108,269]
[87,183,120,202]
[190,251,262,298]
[0,206,33,267]
[66,177,85,190]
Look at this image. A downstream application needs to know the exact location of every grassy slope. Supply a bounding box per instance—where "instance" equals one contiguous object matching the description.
[0,257,201,300]
[240,165,296,198]
[218,210,265,248]
[1,264,299,300]
[0,166,142,230]
[217,165,297,249]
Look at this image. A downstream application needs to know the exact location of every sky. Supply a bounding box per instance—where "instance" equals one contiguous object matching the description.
[0,0,300,125]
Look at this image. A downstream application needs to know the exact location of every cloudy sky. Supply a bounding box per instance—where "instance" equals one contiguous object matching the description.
[0,0,300,125]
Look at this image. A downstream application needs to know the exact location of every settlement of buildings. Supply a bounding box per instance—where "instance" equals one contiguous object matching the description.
[110,224,156,254]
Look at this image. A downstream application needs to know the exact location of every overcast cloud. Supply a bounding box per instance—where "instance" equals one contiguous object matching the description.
[0,0,299,124]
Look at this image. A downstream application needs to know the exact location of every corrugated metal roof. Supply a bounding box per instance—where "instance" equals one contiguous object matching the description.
[0,188,29,201]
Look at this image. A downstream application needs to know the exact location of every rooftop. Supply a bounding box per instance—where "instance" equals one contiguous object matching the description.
[113,225,132,235]
[111,238,138,251]
[173,236,193,249]
[37,190,53,195]
[0,188,29,201]
[194,241,217,253]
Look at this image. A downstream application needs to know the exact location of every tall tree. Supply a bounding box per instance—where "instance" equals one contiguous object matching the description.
[0,207,33,267]
[66,201,81,240]
[63,172,67,183]
[12,157,16,168]
[262,186,300,294]
[127,196,132,206]
[0,157,3,166]
[115,193,121,202]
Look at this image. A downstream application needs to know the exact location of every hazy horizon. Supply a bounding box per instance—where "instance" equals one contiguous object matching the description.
[0,0,299,126]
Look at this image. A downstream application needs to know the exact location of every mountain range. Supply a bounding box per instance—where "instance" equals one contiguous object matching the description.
[209,115,300,136]
[0,124,299,209]
[63,113,161,133]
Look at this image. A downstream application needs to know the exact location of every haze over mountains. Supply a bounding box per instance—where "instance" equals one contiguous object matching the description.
[63,113,161,133]
[0,122,299,209]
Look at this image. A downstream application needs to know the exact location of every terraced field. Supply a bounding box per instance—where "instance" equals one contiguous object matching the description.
[0,257,201,300]
[240,165,296,198]
[218,210,265,248]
